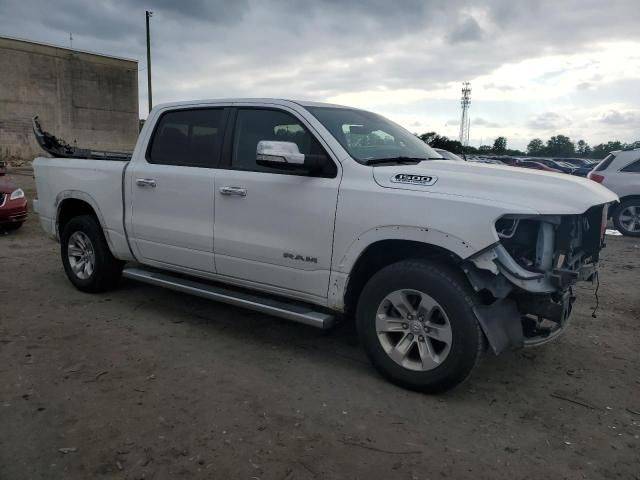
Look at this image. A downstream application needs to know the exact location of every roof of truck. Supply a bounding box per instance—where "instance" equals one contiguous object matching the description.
[153,98,355,111]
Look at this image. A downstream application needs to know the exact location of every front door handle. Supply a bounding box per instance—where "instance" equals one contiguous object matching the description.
[219,186,247,197]
[136,178,157,188]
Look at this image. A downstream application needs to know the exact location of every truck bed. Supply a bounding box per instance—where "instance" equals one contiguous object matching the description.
[33,157,131,259]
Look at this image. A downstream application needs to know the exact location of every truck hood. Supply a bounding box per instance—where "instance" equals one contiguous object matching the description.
[372,160,618,215]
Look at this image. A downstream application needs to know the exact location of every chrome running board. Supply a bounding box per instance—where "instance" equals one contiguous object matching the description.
[122,266,335,329]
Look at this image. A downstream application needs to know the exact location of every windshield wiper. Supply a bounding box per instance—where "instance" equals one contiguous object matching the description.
[364,156,439,166]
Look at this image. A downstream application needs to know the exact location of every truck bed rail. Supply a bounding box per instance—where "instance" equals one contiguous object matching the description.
[32,116,132,161]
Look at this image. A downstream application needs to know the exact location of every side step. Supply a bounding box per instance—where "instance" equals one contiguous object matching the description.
[122,266,335,329]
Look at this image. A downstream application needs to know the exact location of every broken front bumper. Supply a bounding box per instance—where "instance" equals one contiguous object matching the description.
[463,205,609,355]
[472,287,576,354]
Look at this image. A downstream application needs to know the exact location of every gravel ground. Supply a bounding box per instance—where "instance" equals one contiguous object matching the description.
[1,171,639,480]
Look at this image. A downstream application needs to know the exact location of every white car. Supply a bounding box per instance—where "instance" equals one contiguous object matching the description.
[588,148,640,236]
[32,99,617,392]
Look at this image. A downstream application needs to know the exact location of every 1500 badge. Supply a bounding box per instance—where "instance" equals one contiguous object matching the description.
[391,173,438,186]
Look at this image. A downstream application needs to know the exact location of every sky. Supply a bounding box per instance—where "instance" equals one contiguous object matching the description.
[1,0,639,150]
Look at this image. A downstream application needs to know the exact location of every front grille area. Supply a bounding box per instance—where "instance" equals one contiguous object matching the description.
[555,204,606,270]
[0,193,6,207]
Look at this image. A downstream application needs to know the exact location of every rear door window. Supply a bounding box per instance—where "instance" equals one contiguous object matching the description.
[621,159,640,173]
[147,108,227,168]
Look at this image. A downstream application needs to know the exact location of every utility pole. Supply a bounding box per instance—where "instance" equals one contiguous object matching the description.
[466,114,470,147]
[69,33,73,48]
[145,11,153,113]
[459,82,471,148]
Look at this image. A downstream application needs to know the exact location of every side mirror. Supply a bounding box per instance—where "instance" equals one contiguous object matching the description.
[256,141,326,173]
[257,141,304,167]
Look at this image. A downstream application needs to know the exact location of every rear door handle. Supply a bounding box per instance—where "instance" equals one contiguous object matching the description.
[136,178,157,188]
[219,186,247,197]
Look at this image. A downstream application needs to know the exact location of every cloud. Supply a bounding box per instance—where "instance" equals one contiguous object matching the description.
[0,0,638,149]
[483,83,515,91]
[600,110,640,125]
[446,16,484,44]
[576,82,594,91]
[527,112,571,130]
[473,117,501,128]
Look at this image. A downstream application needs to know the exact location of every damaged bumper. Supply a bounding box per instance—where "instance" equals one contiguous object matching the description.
[464,204,609,354]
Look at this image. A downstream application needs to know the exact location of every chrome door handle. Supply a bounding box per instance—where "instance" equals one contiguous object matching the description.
[136,178,157,188]
[219,186,247,196]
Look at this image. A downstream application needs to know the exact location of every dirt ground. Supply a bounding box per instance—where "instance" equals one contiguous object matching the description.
[1,171,639,480]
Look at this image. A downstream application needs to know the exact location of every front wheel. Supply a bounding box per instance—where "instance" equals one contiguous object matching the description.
[613,200,640,237]
[356,260,484,393]
[60,215,123,292]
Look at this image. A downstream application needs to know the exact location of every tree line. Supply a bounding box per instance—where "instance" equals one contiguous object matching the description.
[418,132,640,159]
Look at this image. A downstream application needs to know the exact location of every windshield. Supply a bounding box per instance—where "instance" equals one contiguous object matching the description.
[306,106,442,163]
[435,149,464,161]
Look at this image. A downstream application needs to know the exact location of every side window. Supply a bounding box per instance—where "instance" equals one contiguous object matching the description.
[231,109,336,176]
[148,109,225,167]
[594,153,616,172]
[621,159,640,173]
[343,125,396,148]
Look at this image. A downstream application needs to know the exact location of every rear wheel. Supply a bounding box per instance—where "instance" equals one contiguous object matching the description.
[613,200,640,237]
[60,215,123,292]
[356,260,484,393]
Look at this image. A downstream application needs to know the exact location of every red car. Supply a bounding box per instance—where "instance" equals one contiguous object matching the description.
[515,161,562,173]
[0,174,28,231]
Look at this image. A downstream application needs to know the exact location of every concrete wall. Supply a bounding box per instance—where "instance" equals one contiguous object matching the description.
[0,36,138,161]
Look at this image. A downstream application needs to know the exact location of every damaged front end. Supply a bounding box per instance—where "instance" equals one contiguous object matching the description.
[464,204,610,354]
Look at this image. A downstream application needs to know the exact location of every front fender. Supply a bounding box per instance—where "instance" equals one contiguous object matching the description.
[326,225,486,311]
[335,225,476,273]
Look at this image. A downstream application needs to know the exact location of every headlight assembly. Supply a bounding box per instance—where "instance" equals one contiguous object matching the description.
[10,188,25,200]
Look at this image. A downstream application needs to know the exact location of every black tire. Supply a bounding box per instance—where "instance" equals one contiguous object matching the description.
[60,215,123,292]
[1,222,23,232]
[612,199,640,237]
[356,260,484,393]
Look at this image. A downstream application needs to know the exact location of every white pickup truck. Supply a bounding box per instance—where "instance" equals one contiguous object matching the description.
[32,99,617,392]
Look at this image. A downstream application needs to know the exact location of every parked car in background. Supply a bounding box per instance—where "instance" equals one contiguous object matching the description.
[572,164,595,177]
[554,158,591,167]
[527,158,576,174]
[434,148,465,161]
[493,157,521,166]
[515,161,562,173]
[588,148,640,236]
[0,175,28,231]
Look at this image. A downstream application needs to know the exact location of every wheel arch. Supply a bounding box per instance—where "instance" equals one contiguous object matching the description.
[55,191,115,253]
[341,238,465,317]
[617,194,640,205]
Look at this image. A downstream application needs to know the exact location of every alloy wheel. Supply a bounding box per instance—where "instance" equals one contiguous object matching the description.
[376,289,453,371]
[619,205,640,233]
[67,231,95,280]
